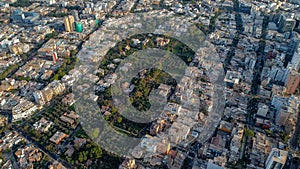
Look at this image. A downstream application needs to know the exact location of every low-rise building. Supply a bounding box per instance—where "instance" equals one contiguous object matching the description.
[33,118,53,133]
[12,99,38,122]
[15,145,43,168]
[224,71,241,87]
[60,115,75,126]
[0,115,8,126]
[168,122,190,144]
[49,131,68,144]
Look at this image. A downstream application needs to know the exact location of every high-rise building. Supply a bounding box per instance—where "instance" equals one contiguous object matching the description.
[63,16,71,32]
[284,70,300,94]
[291,0,300,4]
[52,44,58,63]
[275,106,289,126]
[52,51,58,63]
[282,64,292,84]
[265,148,288,169]
[288,38,300,55]
[47,0,56,5]
[68,15,75,31]
[291,50,300,70]
[278,16,296,33]
[270,66,285,82]
[75,22,83,33]
[239,2,251,14]
[271,96,287,110]
[63,15,75,32]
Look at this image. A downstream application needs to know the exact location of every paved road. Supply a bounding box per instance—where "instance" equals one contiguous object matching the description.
[2,150,19,169]
[198,64,225,144]
[239,13,268,164]
[290,110,300,150]
[289,157,300,169]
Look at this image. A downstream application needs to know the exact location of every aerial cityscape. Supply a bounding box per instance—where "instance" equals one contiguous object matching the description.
[0,0,300,169]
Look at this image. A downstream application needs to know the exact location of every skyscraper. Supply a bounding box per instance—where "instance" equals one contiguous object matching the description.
[52,44,58,63]
[291,50,300,70]
[75,22,83,33]
[64,16,71,32]
[288,38,300,55]
[64,15,75,32]
[68,15,75,31]
[284,70,300,94]
[278,16,296,33]
[282,64,292,83]
[265,148,288,169]
[47,0,56,5]
[52,51,58,63]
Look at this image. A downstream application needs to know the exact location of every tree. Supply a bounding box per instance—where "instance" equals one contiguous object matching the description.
[111,106,118,114]
[126,39,131,46]
[199,91,204,97]
[245,128,255,137]
[70,50,78,57]
[66,57,71,64]
[90,146,102,159]
[0,64,19,80]
[200,107,209,115]
[117,116,122,123]
[187,57,193,63]
[279,132,290,143]
[91,128,100,139]
[142,45,147,50]
[104,115,110,121]
[78,151,87,162]
[265,129,272,135]
[118,45,123,53]
[52,74,59,80]
[45,32,58,39]
[149,39,155,48]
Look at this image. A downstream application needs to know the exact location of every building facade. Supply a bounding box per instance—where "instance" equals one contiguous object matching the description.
[284,70,300,94]
[265,148,288,169]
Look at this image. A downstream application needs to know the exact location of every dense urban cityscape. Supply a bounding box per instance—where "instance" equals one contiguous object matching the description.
[0,0,300,169]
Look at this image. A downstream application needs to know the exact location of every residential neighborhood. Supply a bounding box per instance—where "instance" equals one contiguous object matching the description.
[0,0,300,168]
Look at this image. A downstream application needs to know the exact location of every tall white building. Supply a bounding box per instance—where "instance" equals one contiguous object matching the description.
[291,50,300,70]
[47,0,56,5]
[282,64,292,84]
[265,148,288,169]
